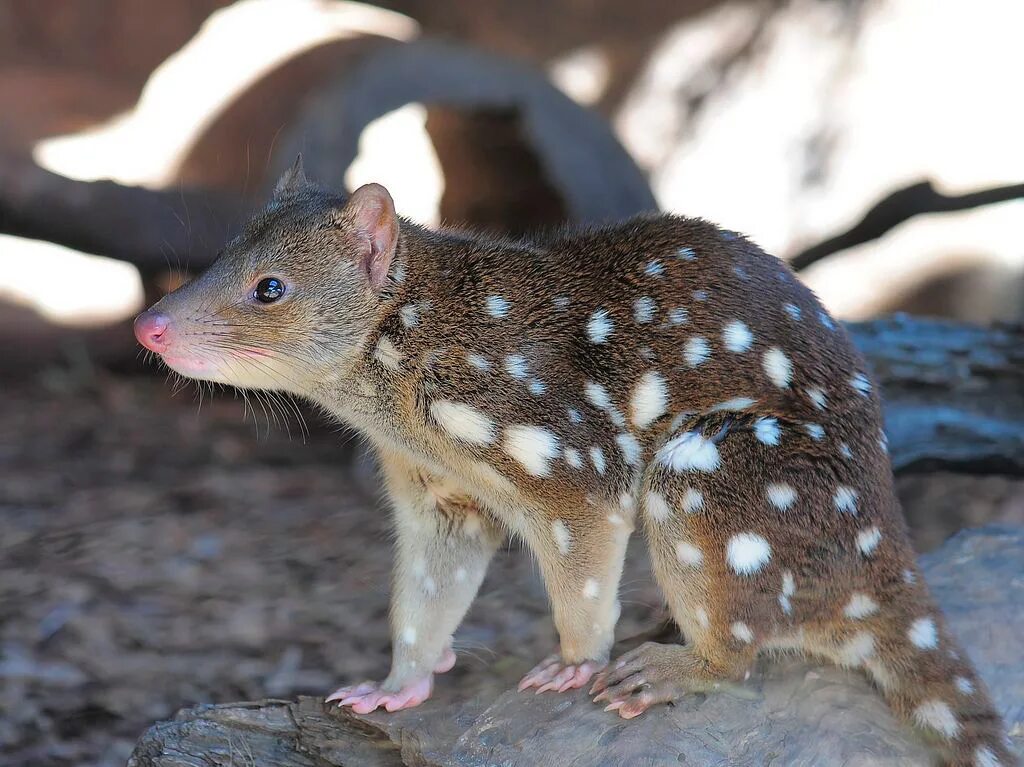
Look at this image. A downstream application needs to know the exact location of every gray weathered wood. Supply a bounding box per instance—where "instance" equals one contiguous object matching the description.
[849,316,1024,475]
[129,528,1024,766]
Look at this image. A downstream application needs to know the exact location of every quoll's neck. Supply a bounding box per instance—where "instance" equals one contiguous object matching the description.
[313,221,536,432]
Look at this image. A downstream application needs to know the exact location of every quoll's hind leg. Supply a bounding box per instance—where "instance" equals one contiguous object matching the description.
[592,415,1017,766]
[518,497,634,694]
[595,413,891,718]
[329,452,502,713]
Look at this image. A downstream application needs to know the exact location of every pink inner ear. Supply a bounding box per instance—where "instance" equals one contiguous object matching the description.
[348,184,398,292]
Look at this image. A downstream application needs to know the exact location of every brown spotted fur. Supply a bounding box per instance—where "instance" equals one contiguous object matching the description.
[138,165,1015,767]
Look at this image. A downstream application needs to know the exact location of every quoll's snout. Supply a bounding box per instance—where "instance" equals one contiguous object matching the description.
[134,309,171,353]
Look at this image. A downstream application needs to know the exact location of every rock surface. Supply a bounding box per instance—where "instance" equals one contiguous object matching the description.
[131,526,1024,766]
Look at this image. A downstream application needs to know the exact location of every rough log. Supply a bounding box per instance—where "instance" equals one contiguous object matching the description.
[129,527,1024,766]
[849,316,1024,475]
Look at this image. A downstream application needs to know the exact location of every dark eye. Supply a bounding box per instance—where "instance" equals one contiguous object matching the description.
[254,277,285,303]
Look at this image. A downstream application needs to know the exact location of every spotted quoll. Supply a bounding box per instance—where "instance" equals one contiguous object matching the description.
[134,159,1014,767]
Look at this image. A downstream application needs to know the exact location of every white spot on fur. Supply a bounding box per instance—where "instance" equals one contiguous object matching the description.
[681,487,704,513]
[839,442,853,459]
[844,593,879,620]
[564,447,583,469]
[667,307,688,325]
[909,617,939,650]
[731,622,754,643]
[619,493,634,511]
[528,379,547,396]
[587,309,613,343]
[851,373,872,397]
[504,354,529,379]
[780,570,795,614]
[583,578,600,599]
[616,433,642,466]
[904,568,916,584]
[733,265,749,280]
[975,746,1000,767]
[955,676,975,695]
[585,381,612,410]
[392,261,407,284]
[804,423,825,441]
[693,289,708,302]
[763,347,792,388]
[485,295,510,318]
[657,431,720,473]
[857,526,882,556]
[503,425,559,476]
[430,400,496,445]
[695,606,710,628]
[913,700,960,739]
[806,388,827,410]
[754,417,781,446]
[675,540,703,566]
[818,311,836,330]
[421,575,437,596]
[553,295,570,309]
[454,567,467,582]
[684,336,711,367]
[838,631,875,665]
[567,407,584,424]
[726,533,771,575]
[552,520,571,555]
[879,431,889,454]
[784,303,801,320]
[833,486,859,514]
[645,260,665,277]
[723,320,754,352]
[400,303,419,328]
[677,246,696,260]
[589,445,607,475]
[402,627,417,645]
[374,335,402,370]
[634,296,656,323]
[711,397,756,412]
[766,483,797,511]
[466,352,492,371]
[645,491,671,523]
[631,371,669,428]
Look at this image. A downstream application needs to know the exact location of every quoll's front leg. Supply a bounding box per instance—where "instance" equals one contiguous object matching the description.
[518,498,633,694]
[328,454,502,713]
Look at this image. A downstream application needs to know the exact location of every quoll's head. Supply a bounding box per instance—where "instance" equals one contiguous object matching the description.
[134,157,400,396]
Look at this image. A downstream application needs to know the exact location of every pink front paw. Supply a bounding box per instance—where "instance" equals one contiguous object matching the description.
[518,653,607,694]
[326,676,433,713]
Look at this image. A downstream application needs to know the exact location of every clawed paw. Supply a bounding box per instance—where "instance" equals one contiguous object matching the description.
[589,642,692,719]
[326,676,433,713]
[518,653,607,694]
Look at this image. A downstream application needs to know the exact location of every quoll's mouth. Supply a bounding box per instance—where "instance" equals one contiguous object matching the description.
[134,309,212,377]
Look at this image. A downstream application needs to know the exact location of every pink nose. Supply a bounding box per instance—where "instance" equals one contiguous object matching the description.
[134,310,171,352]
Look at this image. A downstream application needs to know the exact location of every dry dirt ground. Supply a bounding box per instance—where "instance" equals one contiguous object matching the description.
[2,372,1022,767]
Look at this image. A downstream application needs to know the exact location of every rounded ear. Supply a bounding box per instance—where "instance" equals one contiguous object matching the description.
[342,183,399,292]
[274,154,309,198]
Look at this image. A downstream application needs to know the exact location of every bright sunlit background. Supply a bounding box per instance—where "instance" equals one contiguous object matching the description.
[6,0,1023,333]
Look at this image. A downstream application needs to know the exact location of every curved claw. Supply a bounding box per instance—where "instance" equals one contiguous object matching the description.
[519,654,607,694]
[327,676,434,713]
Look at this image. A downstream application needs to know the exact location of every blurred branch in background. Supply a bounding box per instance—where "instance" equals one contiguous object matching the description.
[0,154,244,278]
[791,180,1024,272]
